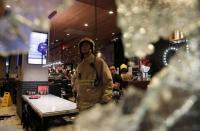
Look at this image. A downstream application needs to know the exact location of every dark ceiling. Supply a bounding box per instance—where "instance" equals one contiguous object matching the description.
[49,0,120,49]
[77,0,116,10]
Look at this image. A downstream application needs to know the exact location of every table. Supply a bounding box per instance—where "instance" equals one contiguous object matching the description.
[22,94,78,130]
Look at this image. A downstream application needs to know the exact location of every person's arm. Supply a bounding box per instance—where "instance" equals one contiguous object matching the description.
[71,66,79,92]
[71,73,76,91]
[100,60,113,103]
[112,74,121,90]
[112,82,120,89]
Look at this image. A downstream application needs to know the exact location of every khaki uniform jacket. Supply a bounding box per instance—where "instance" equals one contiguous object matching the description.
[121,73,133,81]
[73,54,113,111]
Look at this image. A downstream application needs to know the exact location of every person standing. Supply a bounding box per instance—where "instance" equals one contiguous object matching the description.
[120,64,133,93]
[72,37,113,111]
[120,64,133,82]
[109,66,122,103]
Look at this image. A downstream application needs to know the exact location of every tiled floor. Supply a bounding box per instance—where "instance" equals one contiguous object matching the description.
[0,97,75,131]
[0,97,23,131]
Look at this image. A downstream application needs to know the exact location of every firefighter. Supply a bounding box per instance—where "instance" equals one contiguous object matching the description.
[120,64,133,81]
[72,37,113,111]
[119,64,133,91]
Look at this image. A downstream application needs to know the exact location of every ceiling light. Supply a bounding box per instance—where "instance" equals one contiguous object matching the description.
[112,33,115,35]
[55,40,59,42]
[66,33,70,36]
[6,5,11,8]
[108,11,114,14]
[84,23,88,27]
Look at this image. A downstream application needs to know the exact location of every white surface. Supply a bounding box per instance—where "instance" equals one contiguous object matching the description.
[22,94,77,117]
[22,54,48,81]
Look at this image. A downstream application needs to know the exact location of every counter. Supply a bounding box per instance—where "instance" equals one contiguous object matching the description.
[128,80,150,90]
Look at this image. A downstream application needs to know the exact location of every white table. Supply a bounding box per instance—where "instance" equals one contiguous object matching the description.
[22,94,78,130]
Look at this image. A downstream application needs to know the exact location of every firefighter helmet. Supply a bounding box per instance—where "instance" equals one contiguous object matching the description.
[120,64,127,70]
[120,64,128,72]
[79,37,95,54]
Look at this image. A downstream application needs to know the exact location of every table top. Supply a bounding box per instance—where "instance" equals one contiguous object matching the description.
[22,94,78,117]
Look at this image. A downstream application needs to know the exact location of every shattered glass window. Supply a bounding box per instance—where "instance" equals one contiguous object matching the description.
[0,0,74,56]
[75,0,200,131]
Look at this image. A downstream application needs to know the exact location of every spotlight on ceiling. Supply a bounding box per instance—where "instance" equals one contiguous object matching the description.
[84,23,88,27]
[6,5,11,8]
[108,10,114,14]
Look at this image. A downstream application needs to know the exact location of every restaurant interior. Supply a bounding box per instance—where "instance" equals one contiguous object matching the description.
[0,0,199,131]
